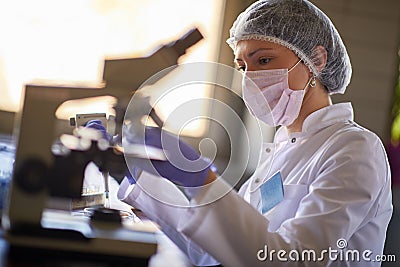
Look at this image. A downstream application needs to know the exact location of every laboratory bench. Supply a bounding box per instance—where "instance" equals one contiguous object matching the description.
[0,233,148,267]
[0,210,194,267]
[0,209,148,267]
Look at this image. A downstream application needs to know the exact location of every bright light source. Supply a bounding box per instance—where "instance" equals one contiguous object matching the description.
[56,96,117,120]
[0,0,224,136]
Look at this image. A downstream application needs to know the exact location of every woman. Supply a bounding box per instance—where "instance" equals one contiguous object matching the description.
[117,0,393,266]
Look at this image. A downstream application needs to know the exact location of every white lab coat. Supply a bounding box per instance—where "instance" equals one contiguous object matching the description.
[118,102,393,267]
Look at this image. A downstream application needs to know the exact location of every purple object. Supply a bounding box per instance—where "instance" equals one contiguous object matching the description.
[85,120,111,141]
[131,127,212,188]
[85,120,135,184]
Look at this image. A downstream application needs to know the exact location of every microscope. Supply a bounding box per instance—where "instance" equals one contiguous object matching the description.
[2,28,203,265]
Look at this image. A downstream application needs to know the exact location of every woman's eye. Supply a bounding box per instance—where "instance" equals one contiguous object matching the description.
[259,58,270,65]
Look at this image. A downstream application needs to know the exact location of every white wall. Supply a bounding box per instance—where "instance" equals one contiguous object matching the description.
[311,0,400,142]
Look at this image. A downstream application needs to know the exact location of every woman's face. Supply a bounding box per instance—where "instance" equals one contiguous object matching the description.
[234,39,312,90]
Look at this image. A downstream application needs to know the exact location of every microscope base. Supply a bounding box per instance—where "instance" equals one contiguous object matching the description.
[4,209,158,265]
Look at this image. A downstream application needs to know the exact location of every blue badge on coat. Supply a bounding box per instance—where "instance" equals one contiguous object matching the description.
[260,171,284,213]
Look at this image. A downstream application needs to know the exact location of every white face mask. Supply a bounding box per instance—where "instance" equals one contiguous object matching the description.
[242,60,314,127]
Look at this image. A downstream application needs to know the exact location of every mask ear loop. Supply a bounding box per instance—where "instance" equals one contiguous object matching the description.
[289,59,317,90]
[288,59,302,72]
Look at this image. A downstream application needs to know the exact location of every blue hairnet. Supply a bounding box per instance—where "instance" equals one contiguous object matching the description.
[227,0,352,94]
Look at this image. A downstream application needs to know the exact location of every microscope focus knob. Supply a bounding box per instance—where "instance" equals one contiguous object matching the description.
[14,158,48,194]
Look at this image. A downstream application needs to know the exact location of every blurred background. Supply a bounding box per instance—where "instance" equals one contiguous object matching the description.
[0,0,399,265]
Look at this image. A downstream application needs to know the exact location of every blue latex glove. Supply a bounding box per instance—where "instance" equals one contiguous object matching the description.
[130,127,213,188]
[85,120,111,141]
[85,119,137,184]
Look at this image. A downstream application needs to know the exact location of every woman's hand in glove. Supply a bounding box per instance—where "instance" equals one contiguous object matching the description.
[129,127,215,188]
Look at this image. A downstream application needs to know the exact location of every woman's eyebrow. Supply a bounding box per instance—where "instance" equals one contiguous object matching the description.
[248,47,273,57]
[235,47,274,61]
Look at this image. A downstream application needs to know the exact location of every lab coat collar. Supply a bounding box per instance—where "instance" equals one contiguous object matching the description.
[274,102,354,143]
